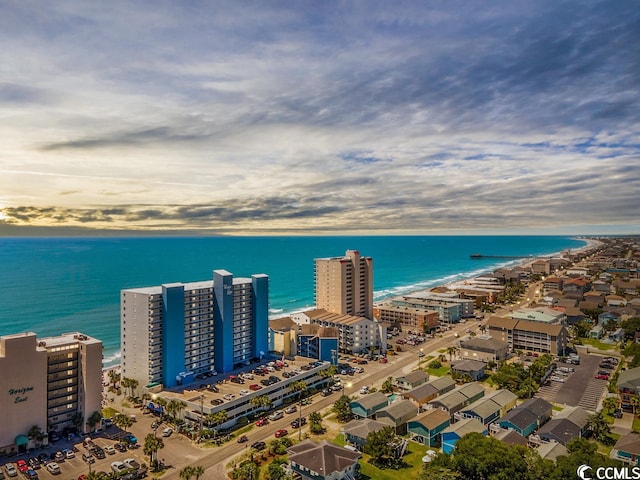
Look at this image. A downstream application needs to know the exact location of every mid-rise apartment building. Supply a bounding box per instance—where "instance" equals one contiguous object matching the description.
[373,303,439,332]
[0,332,102,454]
[291,309,386,354]
[487,317,568,355]
[314,250,373,319]
[121,270,268,388]
[389,292,474,324]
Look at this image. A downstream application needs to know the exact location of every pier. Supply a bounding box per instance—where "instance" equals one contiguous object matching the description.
[469,254,532,259]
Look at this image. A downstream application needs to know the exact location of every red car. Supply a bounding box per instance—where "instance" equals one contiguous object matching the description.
[274,429,288,438]
[256,417,269,426]
[249,384,263,391]
[17,460,29,473]
[380,358,388,363]
[595,374,608,380]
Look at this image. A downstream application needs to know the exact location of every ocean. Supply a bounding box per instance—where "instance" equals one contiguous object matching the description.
[0,235,585,366]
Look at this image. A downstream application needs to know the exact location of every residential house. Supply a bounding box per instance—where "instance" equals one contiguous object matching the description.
[441,418,488,454]
[350,392,389,419]
[584,291,606,304]
[459,336,509,362]
[589,325,605,339]
[493,429,528,447]
[617,367,640,412]
[450,359,487,381]
[401,376,456,409]
[407,409,451,447]
[510,307,566,325]
[606,295,628,307]
[496,397,552,437]
[428,383,485,416]
[563,306,587,325]
[536,442,568,461]
[287,439,361,480]
[566,266,589,277]
[531,260,551,276]
[536,406,589,446]
[375,400,419,435]
[592,280,611,293]
[563,277,591,298]
[608,328,625,343]
[611,432,640,466]
[342,418,387,451]
[395,370,429,391]
[457,389,518,425]
[598,311,621,326]
[543,277,563,295]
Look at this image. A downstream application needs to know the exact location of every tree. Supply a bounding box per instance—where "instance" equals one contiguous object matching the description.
[587,411,611,442]
[308,412,324,434]
[250,395,272,413]
[235,461,258,480]
[27,425,46,448]
[363,426,395,465]
[266,460,288,480]
[381,377,394,394]
[446,346,458,362]
[87,411,103,432]
[631,395,640,416]
[332,395,353,423]
[602,397,618,414]
[192,466,205,480]
[143,433,164,465]
[179,466,194,480]
[114,413,134,432]
[108,369,120,388]
[290,380,308,403]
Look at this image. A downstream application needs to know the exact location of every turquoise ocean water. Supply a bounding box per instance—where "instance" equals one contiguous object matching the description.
[0,236,585,366]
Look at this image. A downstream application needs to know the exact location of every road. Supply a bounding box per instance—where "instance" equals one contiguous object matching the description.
[159,323,472,479]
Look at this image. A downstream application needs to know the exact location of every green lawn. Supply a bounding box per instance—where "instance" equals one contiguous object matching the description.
[425,365,450,376]
[581,338,618,351]
[633,417,640,433]
[358,442,425,480]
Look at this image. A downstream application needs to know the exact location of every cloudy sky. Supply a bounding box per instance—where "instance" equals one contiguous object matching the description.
[1,1,639,235]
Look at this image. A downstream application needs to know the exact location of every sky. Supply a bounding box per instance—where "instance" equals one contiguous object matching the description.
[1,0,639,236]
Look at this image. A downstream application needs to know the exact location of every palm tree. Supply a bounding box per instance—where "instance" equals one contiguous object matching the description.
[108,370,120,389]
[143,433,164,465]
[250,395,272,414]
[166,399,181,421]
[631,395,640,416]
[114,413,134,432]
[179,466,195,480]
[381,377,394,394]
[27,425,46,448]
[479,324,487,335]
[87,411,103,432]
[602,397,618,415]
[587,411,611,442]
[446,346,458,362]
[192,466,205,480]
[71,412,84,432]
[291,380,307,403]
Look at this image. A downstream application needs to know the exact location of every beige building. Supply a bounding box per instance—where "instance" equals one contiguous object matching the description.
[0,332,102,454]
[373,303,439,332]
[487,317,568,355]
[314,250,373,319]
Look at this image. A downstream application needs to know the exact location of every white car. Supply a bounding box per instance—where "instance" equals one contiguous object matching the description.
[103,445,116,455]
[242,373,254,380]
[268,410,284,421]
[123,459,140,469]
[223,393,235,401]
[239,389,250,396]
[111,462,126,474]
[162,427,173,437]
[45,463,61,475]
[5,464,18,477]
[359,386,370,394]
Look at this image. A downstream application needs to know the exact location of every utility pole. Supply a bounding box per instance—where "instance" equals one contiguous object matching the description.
[197,394,204,442]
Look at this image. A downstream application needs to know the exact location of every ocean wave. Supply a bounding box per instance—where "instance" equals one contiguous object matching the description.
[269,308,284,314]
[103,350,121,367]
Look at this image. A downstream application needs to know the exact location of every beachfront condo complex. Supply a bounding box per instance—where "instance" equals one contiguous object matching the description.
[120,270,269,389]
[314,249,374,319]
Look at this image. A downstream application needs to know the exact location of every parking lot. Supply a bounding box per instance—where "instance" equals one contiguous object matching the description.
[536,352,611,411]
[1,433,148,480]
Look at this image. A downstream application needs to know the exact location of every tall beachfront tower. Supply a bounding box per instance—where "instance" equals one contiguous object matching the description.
[314,250,373,319]
[121,270,268,388]
[0,332,102,451]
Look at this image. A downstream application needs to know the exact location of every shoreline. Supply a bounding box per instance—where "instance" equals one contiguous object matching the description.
[103,236,599,371]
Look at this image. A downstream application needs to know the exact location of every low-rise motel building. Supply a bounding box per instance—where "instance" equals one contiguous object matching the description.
[0,332,103,454]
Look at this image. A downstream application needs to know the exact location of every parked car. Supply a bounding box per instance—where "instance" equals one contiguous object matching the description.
[45,463,61,475]
[81,454,95,465]
[249,384,263,391]
[614,409,623,418]
[27,459,40,470]
[284,405,297,414]
[210,398,224,406]
[359,386,370,394]
[63,449,75,459]
[103,445,116,455]
[223,393,235,401]
[250,441,266,451]
[239,389,250,396]
[162,427,173,437]
[4,464,17,478]
[110,462,126,474]
[274,429,288,438]
[16,461,28,474]
[291,417,307,429]
[595,374,609,380]
[123,459,140,470]
[255,417,269,426]
[114,443,127,453]
[24,470,38,480]
[268,410,284,421]
[237,435,248,444]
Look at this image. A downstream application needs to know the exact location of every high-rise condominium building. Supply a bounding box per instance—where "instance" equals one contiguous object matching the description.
[314,250,373,319]
[121,270,268,388]
[0,332,102,453]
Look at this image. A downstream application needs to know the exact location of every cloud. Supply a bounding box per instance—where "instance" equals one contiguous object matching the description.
[0,1,638,234]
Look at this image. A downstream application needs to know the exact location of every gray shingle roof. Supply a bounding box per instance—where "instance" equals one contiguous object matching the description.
[288,440,361,476]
